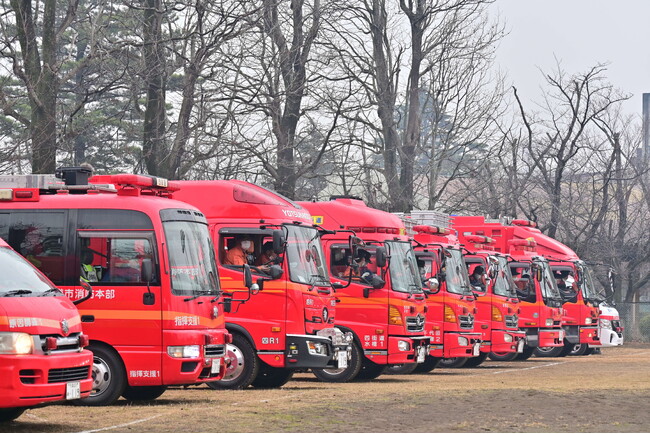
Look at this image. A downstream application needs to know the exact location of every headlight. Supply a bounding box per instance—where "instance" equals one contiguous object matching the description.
[307,341,328,356]
[545,318,553,327]
[585,317,592,325]
[457,336,469,346]
[503,334,513,343]
[398,340,411,351]
[600,319,612,329]
[167,345,201,358]
[0,332,34,355]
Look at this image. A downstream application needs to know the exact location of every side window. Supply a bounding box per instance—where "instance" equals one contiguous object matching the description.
[219,233,272,274]
[2,212,66,285]
[330,247,350,278]
[79,235,156,285]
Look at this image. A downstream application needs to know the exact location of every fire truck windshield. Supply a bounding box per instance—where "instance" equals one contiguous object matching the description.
[493,256,517,298]
[285,225,330,286]
[0,247,56,296]
[578,264,600,302]
[444,248,472,295]
[163,221,219,296]
[538,260,562,302]
[387,241,423,294]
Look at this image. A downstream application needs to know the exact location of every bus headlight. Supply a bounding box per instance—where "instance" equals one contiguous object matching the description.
[398,340,411,352]
[457,336,469,347]
[0,332,33,355]
[167,345,200,359]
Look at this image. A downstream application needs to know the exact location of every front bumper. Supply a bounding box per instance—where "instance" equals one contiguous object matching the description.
[362,336,430,365]
[591,326,624,348]
[162,329,229,385]
[0,350,93,408]
[524,328,564,348]
[282,328,352,369]
[489,329,527,354]
[441,332,482,358]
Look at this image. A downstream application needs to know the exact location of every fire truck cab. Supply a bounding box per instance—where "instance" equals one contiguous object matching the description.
[0,238,93,422]
[173,181,352,389]
[452,216,565,360]
[0,168,229,406]
[299,198,430,381]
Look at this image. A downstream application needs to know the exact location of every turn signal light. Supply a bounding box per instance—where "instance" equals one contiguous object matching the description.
[491,306,503,322]
[444,305,456,323]
[389,305,403,326]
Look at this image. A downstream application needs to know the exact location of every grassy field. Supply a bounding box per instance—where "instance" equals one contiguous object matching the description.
[3,344,649,433]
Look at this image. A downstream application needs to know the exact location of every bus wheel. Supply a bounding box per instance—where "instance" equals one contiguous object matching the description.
[79,345,126,406]
[384,363,418,375]
[438,357,468,368]
[413,356,440,373]
[122,385,167,401]
[251,363,294,388]
[0,408,25,423]
[207,334,259,390]
[515,346,535,360]
[488,351,518,362]
[356,358,385,380]
[313,341,362,383]
[463,352,488,368]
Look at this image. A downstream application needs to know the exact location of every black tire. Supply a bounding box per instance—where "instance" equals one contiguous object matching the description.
[488,351,518,362]
[584,347,595,355]
[413,356,440,373]
[534,346,565,357]
[384,363,418,375]
[206,334,259,390]
[356,358,385,380]
[438,357,468,368]
[463,352,489,368]
[313,340,362,383]
[121,385,167,401]
[79,345,127,406]
[515,346,535,360]
[0,408,25,423]
[569,343,590,356]
[251,363,294,389]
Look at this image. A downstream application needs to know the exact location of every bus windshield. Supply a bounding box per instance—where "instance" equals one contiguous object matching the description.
[0,247,55,296]
[164,221,220,296]
[387,241,423,294]
[445,248,472,295]
[286,225,330,287]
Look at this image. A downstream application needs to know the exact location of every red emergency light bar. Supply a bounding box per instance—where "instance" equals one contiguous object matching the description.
[509,238,537,248]
[413,225,451,235]
[348,226,400,234]
[89,174,180,192]
[465,235,494,244]
[512,219,537,228]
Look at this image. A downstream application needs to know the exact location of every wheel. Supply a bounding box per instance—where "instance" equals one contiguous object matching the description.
[78,345,126,406]
[251,363,294,388]
[384,363,418,375]
[569,343,590,356]
[121,385,167,401]
[313,340,362,383]
[0,408,25,423]
[534,346,565,357]
[206,334,259,390]
[356,358,385,380]
[413,356,440,373]
[438,357,468,368]
[463,352,488,368]
[515,346,535,360]
[488,351,518,362]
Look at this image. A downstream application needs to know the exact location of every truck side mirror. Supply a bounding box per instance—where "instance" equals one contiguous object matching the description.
[269,264,283,280]
[375,247,387,268]
[141,258,154,283]
[243,264,253,288]
[371,274,385,289]
[273,230,285,254]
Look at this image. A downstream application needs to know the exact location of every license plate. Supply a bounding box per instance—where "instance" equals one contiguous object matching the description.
[517,339,525,353]
[337,350,348,369]
[473,343,481,356]
[66,381,81,400]
[210,359,221,374]
[417,346,426,363]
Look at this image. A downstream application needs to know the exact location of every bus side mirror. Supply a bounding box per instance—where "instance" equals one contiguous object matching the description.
[75,280,93,305]
[375,247,387,268]
[141,258,154,283]
[273,230,285,254]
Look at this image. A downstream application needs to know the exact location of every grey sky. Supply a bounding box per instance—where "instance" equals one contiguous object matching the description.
[491,0,650,117]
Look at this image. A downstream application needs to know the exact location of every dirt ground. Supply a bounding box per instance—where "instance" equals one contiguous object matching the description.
[3,344,650,433]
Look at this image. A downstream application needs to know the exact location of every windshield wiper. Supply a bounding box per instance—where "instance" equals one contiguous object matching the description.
[308,274,330,292]
[1,289,33,297]
[40,288,63,297]
[183,291,211,302]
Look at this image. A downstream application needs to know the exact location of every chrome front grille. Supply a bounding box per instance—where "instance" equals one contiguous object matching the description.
[406,315,425,332]
[204,345,226,358]
[39,333,82,354]
[459,314,474,329]
[48,366,89,383]
[505,315,519,328]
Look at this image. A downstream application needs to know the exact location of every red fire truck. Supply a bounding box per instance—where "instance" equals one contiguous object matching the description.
[0,167,229,406]
[403,223,483,369]
[454,233,526,363]
[298,197,430,381]
[501,220,622,356]
[172,181,352,388]
[452,216,564,360]
[0,238,93,422]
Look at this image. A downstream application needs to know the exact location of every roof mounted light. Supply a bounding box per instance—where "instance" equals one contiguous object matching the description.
[512,219,537,228]
[413,225,451,235]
